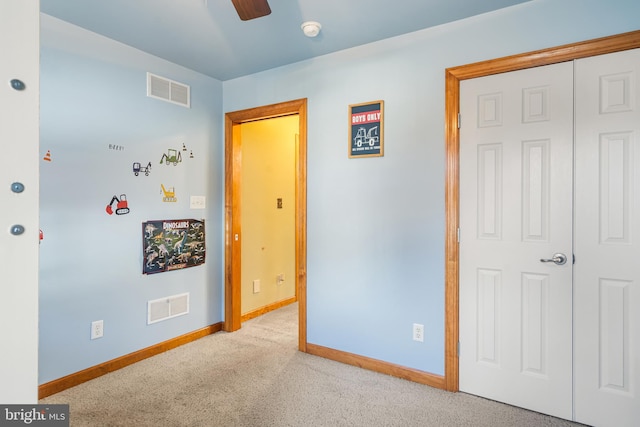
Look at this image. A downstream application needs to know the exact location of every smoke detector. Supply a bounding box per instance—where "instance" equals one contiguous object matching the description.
[301,21,322,38]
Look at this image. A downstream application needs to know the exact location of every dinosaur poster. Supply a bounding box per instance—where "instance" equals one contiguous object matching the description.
[142,219,205,274]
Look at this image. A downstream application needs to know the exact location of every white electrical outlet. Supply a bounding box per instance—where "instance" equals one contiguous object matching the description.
[253,279,261,293]
[91,320,104,340]
[412,323,424,342]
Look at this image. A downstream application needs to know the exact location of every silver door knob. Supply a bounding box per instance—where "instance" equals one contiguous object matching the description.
[540,253,567,265]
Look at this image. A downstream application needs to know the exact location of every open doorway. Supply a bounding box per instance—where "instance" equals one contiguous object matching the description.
[224,99,307,352]
[239,115,298,320]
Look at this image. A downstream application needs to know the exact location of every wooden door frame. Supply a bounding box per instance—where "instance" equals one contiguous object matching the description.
[444,30,640,392]
[224,98,308,351]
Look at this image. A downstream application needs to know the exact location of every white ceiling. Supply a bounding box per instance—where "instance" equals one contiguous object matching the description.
[41,0,531,81]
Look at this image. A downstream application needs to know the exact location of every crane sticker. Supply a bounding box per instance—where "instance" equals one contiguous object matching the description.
[133,161,152,176]
[142,219,206,274]
[106,194,130,215]
[161,184,177,202]
[349,100,384,158]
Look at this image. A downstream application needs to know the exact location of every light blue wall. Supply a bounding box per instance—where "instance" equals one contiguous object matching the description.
[224,0,640,375]
[39,15,223,384]
[39,0,640,384]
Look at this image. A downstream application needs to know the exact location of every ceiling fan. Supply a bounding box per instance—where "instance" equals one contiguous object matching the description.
[230,0,271,21]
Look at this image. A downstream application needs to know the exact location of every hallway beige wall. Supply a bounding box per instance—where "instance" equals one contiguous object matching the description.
[240,115,298,314]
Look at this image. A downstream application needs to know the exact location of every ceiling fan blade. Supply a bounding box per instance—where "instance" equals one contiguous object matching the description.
[230,0,271,21]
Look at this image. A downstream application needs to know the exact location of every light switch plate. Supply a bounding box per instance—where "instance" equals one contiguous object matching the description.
[190,195,206,209]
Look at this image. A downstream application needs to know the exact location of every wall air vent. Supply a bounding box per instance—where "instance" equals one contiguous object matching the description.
[147,72,191,108]
[147,292,190,324]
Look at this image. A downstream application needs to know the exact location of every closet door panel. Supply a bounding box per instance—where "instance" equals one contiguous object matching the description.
[574,47,640,427]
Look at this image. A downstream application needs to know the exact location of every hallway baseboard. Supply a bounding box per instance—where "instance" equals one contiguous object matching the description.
[241,296,296,323]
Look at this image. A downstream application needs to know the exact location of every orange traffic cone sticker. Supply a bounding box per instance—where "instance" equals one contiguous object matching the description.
[43,150,52,161]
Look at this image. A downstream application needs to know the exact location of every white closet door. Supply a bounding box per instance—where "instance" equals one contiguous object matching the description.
[459,61,574,420]
[574,47,640,427]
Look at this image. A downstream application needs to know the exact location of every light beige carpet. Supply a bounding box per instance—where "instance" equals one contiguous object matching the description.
[41,303,587,426]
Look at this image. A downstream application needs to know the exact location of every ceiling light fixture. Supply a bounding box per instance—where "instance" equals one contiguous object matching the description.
[301,21,322,38]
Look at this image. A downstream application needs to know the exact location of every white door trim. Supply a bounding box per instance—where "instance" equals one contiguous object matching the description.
[0,0,40,403]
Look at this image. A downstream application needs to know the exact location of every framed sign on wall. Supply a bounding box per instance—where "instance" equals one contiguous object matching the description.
[349,100,384,158]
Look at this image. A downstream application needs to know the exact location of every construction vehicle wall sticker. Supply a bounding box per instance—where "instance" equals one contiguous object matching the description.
[159,148,182,166]
[161,184,177,202]
[142,219,206,274]
[106,194,130,215]
[133,161,152,176]
[159,142,196,165]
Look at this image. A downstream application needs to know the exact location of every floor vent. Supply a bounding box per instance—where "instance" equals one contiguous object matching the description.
[147,292,190,324]
[147,72,191,108]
